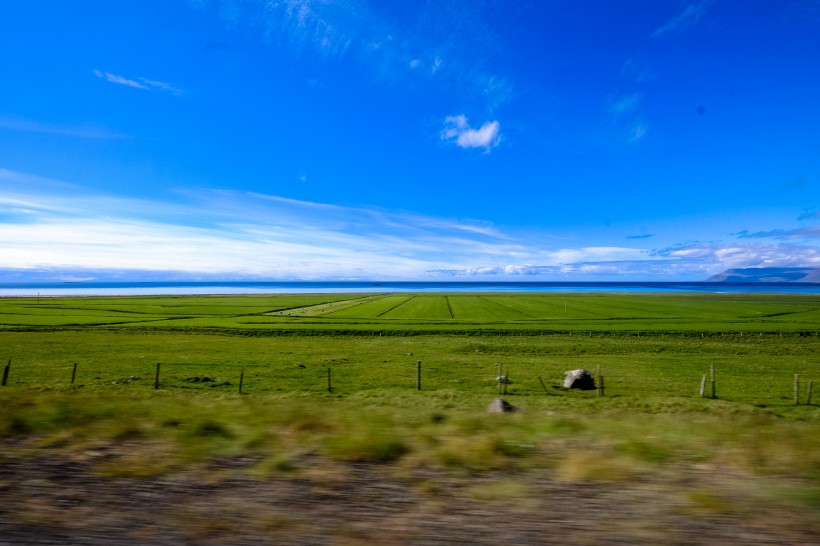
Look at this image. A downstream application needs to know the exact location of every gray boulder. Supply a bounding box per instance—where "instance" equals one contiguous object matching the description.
[487,398,518,413]
[563,369,596,390]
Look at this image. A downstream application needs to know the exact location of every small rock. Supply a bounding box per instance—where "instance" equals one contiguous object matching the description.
[487,398,518,413]
[563,369,596,390]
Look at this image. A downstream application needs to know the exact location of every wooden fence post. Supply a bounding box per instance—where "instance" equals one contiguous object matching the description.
[239,367,245,394]
[71,362,77,385]
[327,368,332,393]
[710,364,716,399]
[794,374,800,405]
[154,363,161,390]
[699,374,707,397]
[416,360,421,391]
[807,380,814,406]
[2,358,10,387]
[503,366,508,395]
[596,365,602,397]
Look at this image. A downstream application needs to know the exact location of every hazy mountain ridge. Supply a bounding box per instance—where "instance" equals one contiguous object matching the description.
[706,267,820,282]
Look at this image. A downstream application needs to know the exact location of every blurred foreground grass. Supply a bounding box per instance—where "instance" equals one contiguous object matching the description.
[2,388,819,516]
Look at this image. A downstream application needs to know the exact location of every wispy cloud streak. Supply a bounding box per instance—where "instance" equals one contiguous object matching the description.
[0,116,125,139]
[93,69,148,90]
[194,0,510,134]
[2,170,818,281]
[651,0,715,38]
[93,70,182,94]
[736,226,820,240]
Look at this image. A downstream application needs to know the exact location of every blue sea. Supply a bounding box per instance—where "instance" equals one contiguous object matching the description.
[1,281,819,297]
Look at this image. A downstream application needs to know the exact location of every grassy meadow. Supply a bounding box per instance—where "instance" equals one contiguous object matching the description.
[1,291,819,332]
[1,292,819,542]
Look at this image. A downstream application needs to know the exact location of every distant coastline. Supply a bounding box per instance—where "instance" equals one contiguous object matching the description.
[1,281,820,297]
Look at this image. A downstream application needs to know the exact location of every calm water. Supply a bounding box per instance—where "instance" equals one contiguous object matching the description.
[1,281,819,296]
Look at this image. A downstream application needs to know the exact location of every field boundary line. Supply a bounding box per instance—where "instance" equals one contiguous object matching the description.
[376,296,414,318]
[445,296,455,319]
[479,295,537,318]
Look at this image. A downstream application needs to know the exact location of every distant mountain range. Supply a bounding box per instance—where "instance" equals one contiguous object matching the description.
[706,267,820,283]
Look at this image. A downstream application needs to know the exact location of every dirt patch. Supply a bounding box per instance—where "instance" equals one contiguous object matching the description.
[1,447,817,545]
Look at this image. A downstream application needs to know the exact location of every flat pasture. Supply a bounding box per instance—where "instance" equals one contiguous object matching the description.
[0,293,817,410]
[1,292,819,332]
[1,292,819,545]
[448,295,532,320]
[322,294,413,318]
[380,295,453,319]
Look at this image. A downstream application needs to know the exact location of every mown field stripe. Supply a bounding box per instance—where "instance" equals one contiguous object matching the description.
[478,295,536,319]
[376,296,415,318]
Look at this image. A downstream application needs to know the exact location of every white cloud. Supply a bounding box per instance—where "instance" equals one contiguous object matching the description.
[0,116,126,139]
[651,0,715,38]
[0,170,519,279]
[441,115,501,151]
[3,169,817,281]
[654,241,820,270]
[93,69,149,90]
[427,238,820,280]
[138,78,183,95]
[93,70,181,94]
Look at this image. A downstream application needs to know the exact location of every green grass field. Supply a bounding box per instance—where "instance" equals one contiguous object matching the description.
[1,292,819,542]
[2,292,819,332]
[0,292,818,407]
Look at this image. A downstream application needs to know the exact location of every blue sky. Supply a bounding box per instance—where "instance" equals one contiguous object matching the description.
[1,0,818,281]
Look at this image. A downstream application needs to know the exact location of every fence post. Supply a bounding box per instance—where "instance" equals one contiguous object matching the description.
[699,374,706,397]
[327,368,332,393]
[1,358,10,387]
[808,380,814,406]
[239,367,245,394]
[416,360,421,391]
[71,362,77,384]
[794,374,800,405]
[596,365,602,397]
[710,364,716,399]
[154,363,161,390]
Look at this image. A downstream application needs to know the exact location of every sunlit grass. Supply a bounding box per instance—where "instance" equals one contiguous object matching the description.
[1,292,819,537]
[2,292,819,331]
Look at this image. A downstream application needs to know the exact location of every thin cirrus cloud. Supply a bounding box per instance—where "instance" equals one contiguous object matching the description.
[735,226,820,240]
[196,0,511,143]
[3,170,818,281]
[609,93,642,117]
[0,115,125,139]
[653,241,820,269]
[440,115,501,151]
[0,170,526,279]
[651,0,715,38]
[0,171,657,280]
[93,69,182,94]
